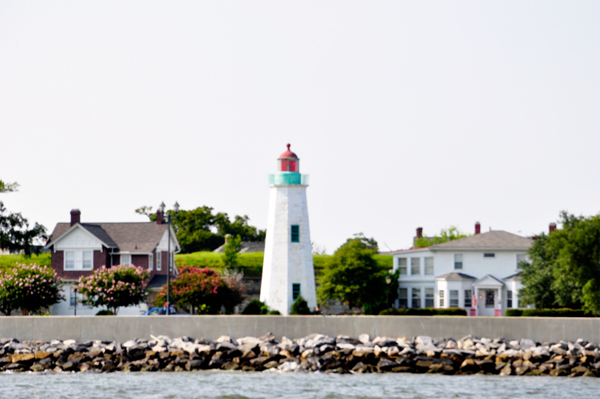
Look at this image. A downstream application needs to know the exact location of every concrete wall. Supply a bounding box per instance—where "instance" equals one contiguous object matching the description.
[1,316,599,344]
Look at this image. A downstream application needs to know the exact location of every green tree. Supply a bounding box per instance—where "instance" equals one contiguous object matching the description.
[413,226,469,248]
[136,205,265,253]
[519,211,600,314]
[222,234,242,268]
[318,236,388,313]
[0,263,63,315]
[0,180,47,256]
[77,265,150,315]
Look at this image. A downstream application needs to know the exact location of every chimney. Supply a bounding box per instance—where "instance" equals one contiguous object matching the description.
[156,210,164,225]
[475,221,481,235]
[70,209,81,226]
[416,227,423,239]
[549,223,556,234]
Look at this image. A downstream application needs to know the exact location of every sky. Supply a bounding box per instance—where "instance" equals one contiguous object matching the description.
[1,1,599,254]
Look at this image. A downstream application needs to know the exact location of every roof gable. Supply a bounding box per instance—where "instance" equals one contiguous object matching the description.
[473,274,505,287]
[47,221,175,253]
[429,230,532,251]
[436,272,477,281]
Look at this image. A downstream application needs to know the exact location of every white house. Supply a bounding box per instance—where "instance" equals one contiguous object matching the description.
[392,222,541,316]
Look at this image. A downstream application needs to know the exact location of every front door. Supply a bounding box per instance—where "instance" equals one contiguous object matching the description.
[478,289,496,316]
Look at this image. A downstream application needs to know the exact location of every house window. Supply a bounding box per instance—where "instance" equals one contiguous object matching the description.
[411,288,421,308]
[398,288,408,308]
[292,283,301,300]
[149,254,154,271]
[398,258,407,275]
[439,290,445,307]
[516,254,527,270]
[484,253,495,258]
[411,258,420,275]
[450,290,459,307]
[454,254,463,270]
[424,257,434,275]
[464,290,472,307]
[157,251,162,271]
[425,288,434,308]
[507,290,513,308]
[121,254,131,266]
[64,250,93,271]
[65,251,75,270]
[291,225,300,243]
[485,290,495,308]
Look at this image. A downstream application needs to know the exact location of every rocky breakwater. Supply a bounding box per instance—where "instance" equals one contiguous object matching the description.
[1,334,599,377]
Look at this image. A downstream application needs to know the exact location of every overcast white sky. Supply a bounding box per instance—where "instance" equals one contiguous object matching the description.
[1,1,599,254]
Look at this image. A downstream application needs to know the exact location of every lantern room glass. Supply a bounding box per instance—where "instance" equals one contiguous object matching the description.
[278,159,299,172]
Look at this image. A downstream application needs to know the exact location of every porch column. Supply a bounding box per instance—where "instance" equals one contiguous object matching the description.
[497,288,503,316]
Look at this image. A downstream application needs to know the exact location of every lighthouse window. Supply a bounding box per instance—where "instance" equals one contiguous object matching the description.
[291,225,300,242]
[292,283,301,300]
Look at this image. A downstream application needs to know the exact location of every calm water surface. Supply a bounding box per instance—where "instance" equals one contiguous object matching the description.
[1,371,599,399]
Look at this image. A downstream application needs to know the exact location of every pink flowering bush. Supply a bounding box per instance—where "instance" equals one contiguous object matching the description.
[0,263,63,316]
[77,265,150,315]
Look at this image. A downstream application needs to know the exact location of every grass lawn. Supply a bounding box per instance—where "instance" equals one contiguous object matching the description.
[0,253,51,271]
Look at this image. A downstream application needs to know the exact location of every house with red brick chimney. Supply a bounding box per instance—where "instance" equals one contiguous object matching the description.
[44,209,180,315]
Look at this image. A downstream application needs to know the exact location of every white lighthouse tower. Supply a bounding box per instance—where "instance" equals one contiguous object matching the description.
[260,144,317,315]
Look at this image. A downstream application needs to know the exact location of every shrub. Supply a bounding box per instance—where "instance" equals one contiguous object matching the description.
[78,265,150,315]
[505,309,523,317]
[378,307,466,316]
[521,308,592,317]
[242,299,269,315]
[267,310,281,315]
[0,263,63,315]
[155,266,243,314]
[291,295,312,315]
[96,310,115,316]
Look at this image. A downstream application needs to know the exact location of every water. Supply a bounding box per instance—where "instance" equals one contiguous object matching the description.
[1,371,599,399]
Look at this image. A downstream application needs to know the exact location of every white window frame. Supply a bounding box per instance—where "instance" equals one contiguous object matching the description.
[454,254,463,270]
[63,250,94,271]
[397,258,407,275]
[411,288,421,308]
[450,290,459,307]
[157,250,162,271]
[149,253,154,271]
[425,288,434,308]
[410,258,420,275]
[398,288,408,308]
[424,257,434,275]
[121,254,132,266]
[439,290,445,307]
[516,254,527,270]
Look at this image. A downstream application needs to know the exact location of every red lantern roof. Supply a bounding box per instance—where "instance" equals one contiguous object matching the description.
[278,143,299,159]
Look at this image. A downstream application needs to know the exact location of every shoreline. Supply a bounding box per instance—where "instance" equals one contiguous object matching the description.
[1,333,599,377]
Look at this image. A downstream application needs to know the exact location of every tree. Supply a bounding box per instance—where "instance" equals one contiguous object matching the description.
[0,263,63,315]
[519,211,600,314]
[77,265,150,315]
[222,234,242,268]
[413,226,469,248]
[290,295,312,315]
[154,266,243,314]
[136,205,265,253]
[318,236,388,314]
[0,180,47,256]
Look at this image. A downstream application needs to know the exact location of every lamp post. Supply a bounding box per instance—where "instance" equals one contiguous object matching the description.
[385,274,392,310]
[159,201,179,316]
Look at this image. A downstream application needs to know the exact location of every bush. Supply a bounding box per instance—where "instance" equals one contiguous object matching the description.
[508,308,593,317]
[267,310,281,315]
[96,310,115,316]
[290,295,312,315]
[505,309,523,317]
[154,266,243,314]
[78,265,150,315]
[242,299,269,315]
[378,307,466,316]
[0,263,63,316]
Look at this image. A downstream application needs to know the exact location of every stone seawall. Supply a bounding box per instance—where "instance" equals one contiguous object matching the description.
[1,333,599,377]
[0,316,599,344]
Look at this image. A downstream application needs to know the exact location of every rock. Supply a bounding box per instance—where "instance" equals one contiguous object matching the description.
[358,334,370,345]
[377,359,397,372]
[222,361,239,370]
[185,359,203,370]
[550,369,567,376]
[263,360,279,369]
[30,364,44,372]
[11,353,35,363]
[515,366,529,375]
[499,364,512,375]
[35,351,52,360]
[460,358,478,373]
[427,363,444,373]
[352,362,370,373]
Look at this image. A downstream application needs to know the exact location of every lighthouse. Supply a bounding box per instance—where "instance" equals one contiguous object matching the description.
[260,144,317,315]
